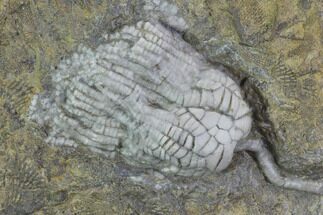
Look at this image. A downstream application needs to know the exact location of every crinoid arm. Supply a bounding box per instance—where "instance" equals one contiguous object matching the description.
[235,139,323,195]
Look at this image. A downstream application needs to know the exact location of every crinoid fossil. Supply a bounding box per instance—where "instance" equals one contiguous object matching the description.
[28,20,323,194]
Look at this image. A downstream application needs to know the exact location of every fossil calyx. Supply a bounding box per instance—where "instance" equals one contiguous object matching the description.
[29,21,323,194]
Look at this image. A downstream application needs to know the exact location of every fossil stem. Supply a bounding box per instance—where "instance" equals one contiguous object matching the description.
[235,139,323,195]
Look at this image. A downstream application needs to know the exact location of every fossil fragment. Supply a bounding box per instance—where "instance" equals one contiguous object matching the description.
[28,21,323,194]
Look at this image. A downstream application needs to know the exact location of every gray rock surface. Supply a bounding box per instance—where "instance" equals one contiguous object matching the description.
[0,0,321,214]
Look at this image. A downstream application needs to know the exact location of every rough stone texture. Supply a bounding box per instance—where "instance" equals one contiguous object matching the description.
[0,0,322,214]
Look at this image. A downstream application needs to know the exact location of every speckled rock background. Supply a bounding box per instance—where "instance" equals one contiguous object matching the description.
[0,0,322,214]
